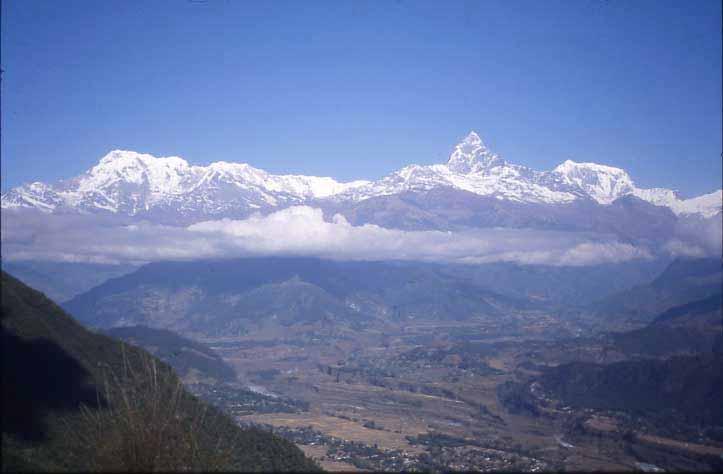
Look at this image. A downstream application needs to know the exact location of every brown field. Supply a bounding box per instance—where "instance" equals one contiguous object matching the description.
[637,434,723,457]
[204,314,720,472]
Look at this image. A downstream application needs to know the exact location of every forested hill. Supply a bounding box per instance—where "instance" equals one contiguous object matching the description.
[104,325,237,384]
[1,271,319,472]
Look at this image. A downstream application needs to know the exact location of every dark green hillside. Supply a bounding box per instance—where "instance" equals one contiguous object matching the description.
[607,293,722,357]
[652,292,722,326]
[104,325,237,384]
[540,354,723,426]
[1,271,319,472]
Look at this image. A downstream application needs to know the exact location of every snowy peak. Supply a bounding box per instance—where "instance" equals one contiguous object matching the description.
[1,181,63,211]
[553,159,630,178]
[2,133,720,220]
[552,159,721,216]
[634,188,722,218]
[461,131,483,146]
[679,190,723,218]
[85,151,370,202]
[94,150,191,176]
[102,149,190,171]
[99,149,150,165]
[447,131,504,173]
[0,149,371,215]
[552,159,635,204]
[85,150,193,192]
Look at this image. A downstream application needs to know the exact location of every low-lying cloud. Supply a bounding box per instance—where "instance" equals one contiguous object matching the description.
[1,205,715,267]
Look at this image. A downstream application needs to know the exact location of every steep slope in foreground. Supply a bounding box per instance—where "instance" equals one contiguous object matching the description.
[1,272,318,472]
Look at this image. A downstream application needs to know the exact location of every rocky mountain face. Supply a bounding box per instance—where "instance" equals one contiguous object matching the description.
[4,132,720,226]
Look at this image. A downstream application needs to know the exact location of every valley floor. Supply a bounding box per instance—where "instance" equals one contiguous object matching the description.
[191,314,723,472]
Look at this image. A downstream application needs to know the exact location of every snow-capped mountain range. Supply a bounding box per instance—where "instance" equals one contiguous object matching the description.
[3,132,721,221]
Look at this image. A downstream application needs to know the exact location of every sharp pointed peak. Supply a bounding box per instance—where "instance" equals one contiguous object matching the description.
[447,131,501,173]
[461,131,482,146]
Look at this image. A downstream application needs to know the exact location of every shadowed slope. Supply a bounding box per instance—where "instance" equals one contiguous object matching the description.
[1,271,319,472]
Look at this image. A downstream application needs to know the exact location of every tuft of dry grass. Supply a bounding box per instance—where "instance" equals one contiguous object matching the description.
[71,344,239,472]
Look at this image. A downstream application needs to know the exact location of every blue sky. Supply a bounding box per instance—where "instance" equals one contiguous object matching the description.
[2,0,721,197]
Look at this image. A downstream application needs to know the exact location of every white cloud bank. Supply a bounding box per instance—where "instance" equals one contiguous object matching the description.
[1,206,665,267]
[187,207,654,266]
